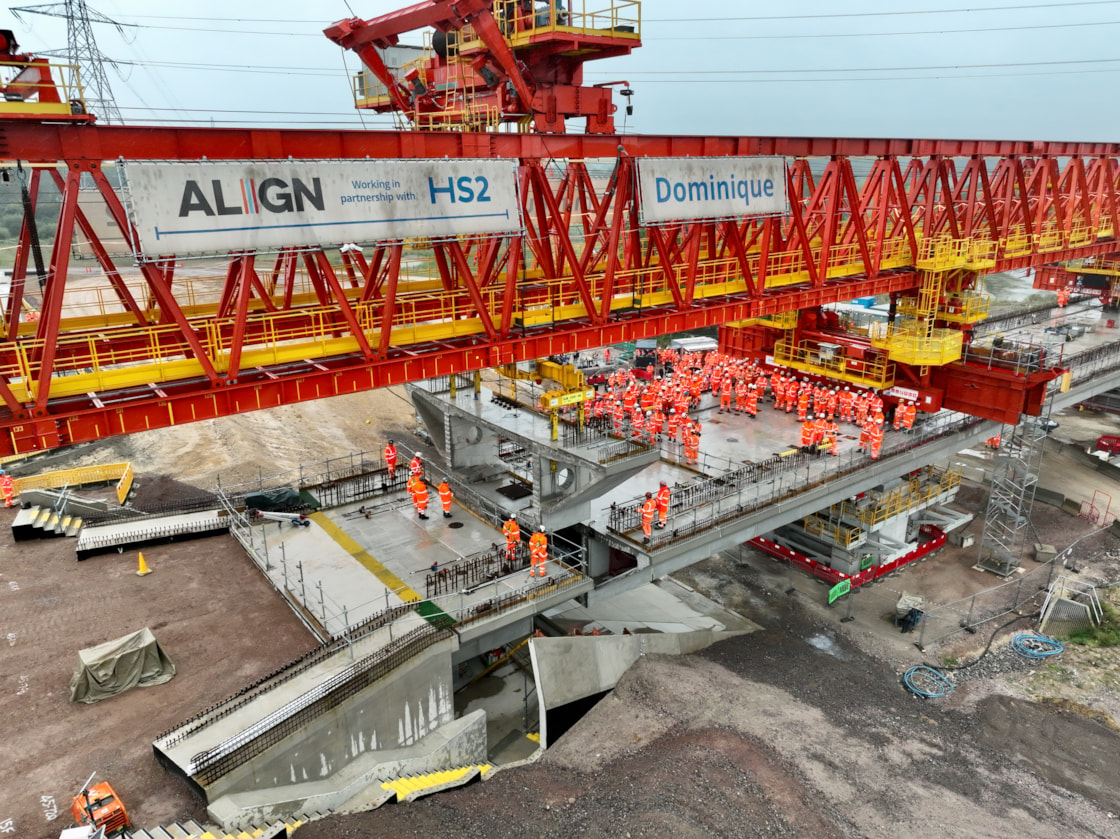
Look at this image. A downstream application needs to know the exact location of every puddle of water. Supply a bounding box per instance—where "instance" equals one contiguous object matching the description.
[806,633,848,660]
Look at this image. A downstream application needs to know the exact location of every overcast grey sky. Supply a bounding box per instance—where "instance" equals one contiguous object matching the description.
[4,0,1118,141]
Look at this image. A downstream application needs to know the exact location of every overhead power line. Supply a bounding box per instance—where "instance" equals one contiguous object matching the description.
[11,0,125,123]
[84,1,1120,24]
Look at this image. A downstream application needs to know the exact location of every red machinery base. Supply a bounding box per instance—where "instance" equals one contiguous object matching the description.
[748,526,946,590]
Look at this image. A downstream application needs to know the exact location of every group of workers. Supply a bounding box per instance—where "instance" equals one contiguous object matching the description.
[390,447,455,521]
[502,514,550,577]
[583,349,923,468]
[637,480,672,542]
[382,346,931,562]
[798,394,919,460]
[387,437,553,577]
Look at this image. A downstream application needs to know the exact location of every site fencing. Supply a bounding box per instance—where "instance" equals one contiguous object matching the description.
[910,559,1061,651]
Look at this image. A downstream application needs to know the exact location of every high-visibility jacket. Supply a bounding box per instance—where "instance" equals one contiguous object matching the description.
[438,481,453,510]
[640,498,656,526]
[410,455,423,477]
[902,403,917,429]
[655,485,671,514]
[801,421,817,447]
[413,482,429,508]
[503,519,520,543]
[529,531,548,557]
[384,443,397,469]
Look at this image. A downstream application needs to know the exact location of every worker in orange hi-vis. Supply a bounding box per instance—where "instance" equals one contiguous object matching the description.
[409,453,424,480]
[1057,287,1070,307]
[858,420,872,453]
[744,385,758,417]
[893,403,905,431]
[719,378,732,413]
[655,480,671,529]
[901,400,917,432]
[800,418,817,451]
[822,419,840,456]
[769,376,782,410]
[838,386,854,422]
[529,528,548,577]
[684,428,700,463]
[437,479,454,518]
[502,515,521,561]
[639,492,656,543]
[412,479,430,520]
[384,439,398,477]
[666,409,679,441]
[869,424,884,460]
[0,471,13,507]
[796,387,811,422]
[734,379,747,412]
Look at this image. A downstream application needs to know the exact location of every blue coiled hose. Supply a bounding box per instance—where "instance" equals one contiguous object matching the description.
[903,665,954,698]
[1010,632,1064,659]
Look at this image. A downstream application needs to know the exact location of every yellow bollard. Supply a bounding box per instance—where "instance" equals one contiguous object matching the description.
[136,551,152,576]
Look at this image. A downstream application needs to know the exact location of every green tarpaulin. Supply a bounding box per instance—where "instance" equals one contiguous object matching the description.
[68,627,175,704]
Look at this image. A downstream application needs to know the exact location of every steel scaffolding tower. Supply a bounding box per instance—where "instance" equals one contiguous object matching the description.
[975,394,1055,576]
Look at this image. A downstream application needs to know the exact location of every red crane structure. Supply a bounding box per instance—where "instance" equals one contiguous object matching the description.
[0,1,1117,456]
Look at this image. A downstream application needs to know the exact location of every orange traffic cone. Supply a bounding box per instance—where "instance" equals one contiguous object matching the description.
[136,552,152,576]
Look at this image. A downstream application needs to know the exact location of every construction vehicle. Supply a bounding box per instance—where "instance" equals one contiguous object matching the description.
[70,773,129,836]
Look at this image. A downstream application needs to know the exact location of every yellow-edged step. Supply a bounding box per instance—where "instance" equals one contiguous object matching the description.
[381,765,494,802]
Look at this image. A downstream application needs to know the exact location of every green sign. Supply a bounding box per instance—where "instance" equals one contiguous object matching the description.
[860,553,874,571]
[828,579,851,605]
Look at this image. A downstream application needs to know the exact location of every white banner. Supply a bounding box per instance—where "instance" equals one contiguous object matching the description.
[122,159,522,256]
[885,386,920,402]
[636,156,787,225]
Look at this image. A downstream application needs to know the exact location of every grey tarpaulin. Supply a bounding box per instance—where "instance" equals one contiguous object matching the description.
[68,628,175,704]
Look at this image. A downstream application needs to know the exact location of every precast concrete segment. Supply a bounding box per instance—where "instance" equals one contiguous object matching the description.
[530,631,748,713]
[310,511,421,602]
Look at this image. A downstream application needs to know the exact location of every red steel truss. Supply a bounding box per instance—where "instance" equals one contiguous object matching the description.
[2,121,1119,454]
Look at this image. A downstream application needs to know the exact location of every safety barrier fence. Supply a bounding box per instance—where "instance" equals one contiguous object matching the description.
[425,542,531,598]
[911,528,1117,650]
[188,623,454,786]
[156,591,432,751]
[607,409,984,547]
[974,295,1098,334]
[1063,337,1120,387]
[911,559,1060,651]
[11,461,135,504]
[76,516,229,553]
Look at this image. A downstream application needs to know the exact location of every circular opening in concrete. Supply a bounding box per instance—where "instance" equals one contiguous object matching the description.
[448,521,465,529]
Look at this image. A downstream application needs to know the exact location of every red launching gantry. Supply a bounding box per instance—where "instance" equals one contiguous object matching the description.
[0,1,1117,456]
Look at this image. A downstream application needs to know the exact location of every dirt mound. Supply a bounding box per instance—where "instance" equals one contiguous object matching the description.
[301,629,1120,839]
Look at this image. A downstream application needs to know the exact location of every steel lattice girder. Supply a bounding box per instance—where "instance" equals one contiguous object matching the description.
[2,122,1120,454]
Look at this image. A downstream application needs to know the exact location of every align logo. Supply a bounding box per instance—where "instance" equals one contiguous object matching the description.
[178,177,325,217]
